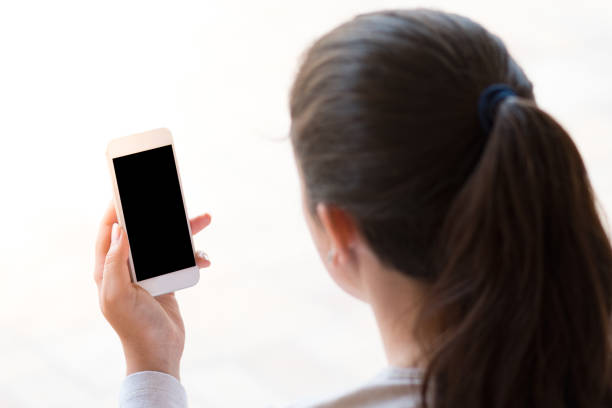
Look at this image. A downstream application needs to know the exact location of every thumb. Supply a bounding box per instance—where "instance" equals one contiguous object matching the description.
[103,223,132,290]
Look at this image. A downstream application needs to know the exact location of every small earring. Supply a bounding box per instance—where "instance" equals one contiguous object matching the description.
[327,248,336,264]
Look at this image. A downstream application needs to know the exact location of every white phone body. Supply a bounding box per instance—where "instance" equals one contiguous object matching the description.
[106,128,199,296]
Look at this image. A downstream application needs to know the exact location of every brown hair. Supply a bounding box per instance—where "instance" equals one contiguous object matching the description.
[289,9,612,408]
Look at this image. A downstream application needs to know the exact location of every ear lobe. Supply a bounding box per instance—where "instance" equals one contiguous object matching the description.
[316,203,367,301]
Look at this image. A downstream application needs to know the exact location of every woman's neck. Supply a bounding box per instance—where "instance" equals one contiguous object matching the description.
[362,262,428,369]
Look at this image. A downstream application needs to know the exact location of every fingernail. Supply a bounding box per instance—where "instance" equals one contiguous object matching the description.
[111,223,121,243]
[196,250,209,262]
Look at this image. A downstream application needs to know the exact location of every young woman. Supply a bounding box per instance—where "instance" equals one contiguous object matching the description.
[94,9,612,408]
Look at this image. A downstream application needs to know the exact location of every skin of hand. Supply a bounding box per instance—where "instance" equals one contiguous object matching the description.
[94,200,211,381]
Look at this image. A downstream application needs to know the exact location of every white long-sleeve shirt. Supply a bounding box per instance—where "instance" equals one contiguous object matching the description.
[119,366,424,407]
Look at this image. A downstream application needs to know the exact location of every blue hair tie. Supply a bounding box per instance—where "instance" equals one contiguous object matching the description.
[478,84,516,134]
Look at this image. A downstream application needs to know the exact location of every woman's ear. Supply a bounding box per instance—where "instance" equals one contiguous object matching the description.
[316,203,357,264]
[316,203,365,300]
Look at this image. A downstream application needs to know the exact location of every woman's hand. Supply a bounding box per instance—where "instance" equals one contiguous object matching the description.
[94,201,211,381]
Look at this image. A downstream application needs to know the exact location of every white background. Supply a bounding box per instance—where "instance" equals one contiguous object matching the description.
[0,0,610,406]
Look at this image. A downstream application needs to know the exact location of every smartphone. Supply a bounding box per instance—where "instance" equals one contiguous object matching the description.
[106,128,199,296]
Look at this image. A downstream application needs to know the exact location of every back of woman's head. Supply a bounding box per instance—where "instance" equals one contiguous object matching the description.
[289,9,612,408]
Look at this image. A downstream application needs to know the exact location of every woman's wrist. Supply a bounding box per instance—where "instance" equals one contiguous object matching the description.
[122,342,181,381]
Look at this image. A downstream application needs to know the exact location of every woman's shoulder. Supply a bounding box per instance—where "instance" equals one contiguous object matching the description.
[282,366,424,408]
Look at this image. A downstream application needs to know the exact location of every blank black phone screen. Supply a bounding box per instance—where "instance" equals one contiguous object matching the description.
[113,145,195,281]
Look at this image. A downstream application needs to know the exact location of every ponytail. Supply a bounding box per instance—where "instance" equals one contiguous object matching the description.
[420,97,612,408]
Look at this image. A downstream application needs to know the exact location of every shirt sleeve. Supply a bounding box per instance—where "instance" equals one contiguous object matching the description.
[119,371,188,408]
